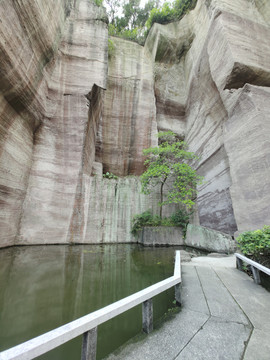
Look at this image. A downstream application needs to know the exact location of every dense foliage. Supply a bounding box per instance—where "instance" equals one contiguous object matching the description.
[141,131,202,217]
[106,0,158,44]
[131,209,191,236]
[237,226,270,267]
[96,0,197,44]
[103,171,118,179]
[146,0,197,29]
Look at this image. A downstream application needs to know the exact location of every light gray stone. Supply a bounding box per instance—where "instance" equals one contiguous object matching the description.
[244,328,270,360]
[0,0,72,247]
[139,227,184,247]
[180,250,192,262]
[185,224,236,253]
[96,37,158,176]
[17,0,108,245]
[104,309,209,360]
[223,85,270,234]
[78,177,179,244]
[175,318,250,360]
[195,266,249,325]
[181,265,209,315]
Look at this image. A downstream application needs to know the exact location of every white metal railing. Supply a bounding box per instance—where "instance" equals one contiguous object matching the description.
[0,251,181,360]
[235,252,270,284]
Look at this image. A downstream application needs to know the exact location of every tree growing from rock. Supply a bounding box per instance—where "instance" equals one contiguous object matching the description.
[141,131,202,218]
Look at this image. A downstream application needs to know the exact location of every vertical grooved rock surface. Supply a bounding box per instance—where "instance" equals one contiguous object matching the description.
[0,95,34,247]
[96,37,157,176]
[0,0,270,247]
[82,176,176,244]
[224,85,270,233]
[0,0,74,247]
[16,0,108,245]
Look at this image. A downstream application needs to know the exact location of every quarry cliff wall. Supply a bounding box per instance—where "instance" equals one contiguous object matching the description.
[0,0,269,247]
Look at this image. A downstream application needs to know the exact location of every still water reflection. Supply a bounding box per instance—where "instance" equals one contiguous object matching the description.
[0,244,179,359]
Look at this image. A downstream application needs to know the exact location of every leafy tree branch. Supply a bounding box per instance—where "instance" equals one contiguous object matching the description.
[140,131,202,218]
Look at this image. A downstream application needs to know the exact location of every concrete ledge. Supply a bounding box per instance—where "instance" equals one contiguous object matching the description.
[138,227,184,246]
[185,224,236,254]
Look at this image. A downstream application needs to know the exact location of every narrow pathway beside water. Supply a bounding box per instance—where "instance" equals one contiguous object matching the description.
[104,254,270,360]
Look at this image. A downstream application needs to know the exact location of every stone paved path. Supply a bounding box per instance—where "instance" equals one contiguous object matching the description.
[104,254,270,360]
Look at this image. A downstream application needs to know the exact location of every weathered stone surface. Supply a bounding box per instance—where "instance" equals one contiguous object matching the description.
[223,85,270,233]
[1,0,270,247]
[146,0,270,236]
[0,0,72,122]
[254,0,270,23]
[0,0,73,247]
[77,176,178,244]
[185,224,236,253]
[0,95,34,248]
[183,44,237,235]
[17,0,108,244]
[145,19,195,138]
[208,11,270,90]
[138,227,184,247]
[96,37,157,176]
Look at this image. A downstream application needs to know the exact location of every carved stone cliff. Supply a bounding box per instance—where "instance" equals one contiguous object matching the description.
[0,0,269,247]
[144,0,270,235]
[0,0,108,246]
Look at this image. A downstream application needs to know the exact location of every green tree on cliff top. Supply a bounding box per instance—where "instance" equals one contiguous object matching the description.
[99,0,197,44]
[141,131,202,218]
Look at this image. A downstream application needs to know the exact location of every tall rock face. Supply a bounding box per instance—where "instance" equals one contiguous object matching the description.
[144,4,239,235]
[17,0,108,245]
[224,85,270,233]
[95,38,157,176]
[0,0,269,248]
[0,0,108,247]
[144,0,270,235]
[0,0,74,247]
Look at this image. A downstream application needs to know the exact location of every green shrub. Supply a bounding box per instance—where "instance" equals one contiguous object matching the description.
[236,226,270,261]
[103,171,118,180]
[146,0,197,31]
[131,211,160,236]
[131,209,191,237]
[146,3,175,29]
[108,38,116,58]
[170,209,191,237]
[106,0,197,46]
[94,0,103,6]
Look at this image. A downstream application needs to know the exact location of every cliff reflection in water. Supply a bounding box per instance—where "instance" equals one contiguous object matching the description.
[0,244,178,359]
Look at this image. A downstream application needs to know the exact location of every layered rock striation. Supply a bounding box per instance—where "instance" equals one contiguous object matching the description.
[0,0,74,247]
[0,0,108,246]
[144,0,270,235]
[95,37,157,176]
[18,0,108,245]
[0,0,269,247]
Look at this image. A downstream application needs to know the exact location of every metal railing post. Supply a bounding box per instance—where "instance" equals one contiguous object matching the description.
[142,299,153,334]
[81,327,98,360]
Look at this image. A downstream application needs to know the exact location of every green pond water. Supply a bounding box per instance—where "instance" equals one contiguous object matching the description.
[0,244,181,359]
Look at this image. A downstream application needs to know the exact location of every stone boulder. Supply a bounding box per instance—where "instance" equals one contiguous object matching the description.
[185,224,237,254]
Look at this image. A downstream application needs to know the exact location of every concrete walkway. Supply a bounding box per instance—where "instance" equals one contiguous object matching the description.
[104,254,270,360]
